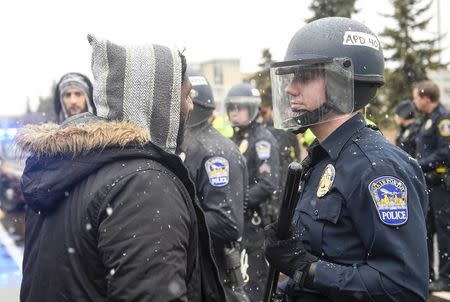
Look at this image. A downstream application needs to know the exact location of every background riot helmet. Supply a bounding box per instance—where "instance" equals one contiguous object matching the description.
[225,82,262,127]
[186,68,215,127]
[271,17,385,131]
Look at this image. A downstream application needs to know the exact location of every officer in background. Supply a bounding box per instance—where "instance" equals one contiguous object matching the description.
[412,80,450,292]
[260,103,301,185]
[226,82,280,302]
[394,99,418,156]
[181,69,249,302]
[264,17,429,301]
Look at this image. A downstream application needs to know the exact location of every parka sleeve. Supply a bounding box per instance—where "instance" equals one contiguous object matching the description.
[97,170,191,302]
[311,167,429,302]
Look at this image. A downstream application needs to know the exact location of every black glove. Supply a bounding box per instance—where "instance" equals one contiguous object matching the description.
[264,223,318,286]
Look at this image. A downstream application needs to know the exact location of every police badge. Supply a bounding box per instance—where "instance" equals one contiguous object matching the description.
[317,164,335,198]
[239,139,248,154]
[424,119,432,130]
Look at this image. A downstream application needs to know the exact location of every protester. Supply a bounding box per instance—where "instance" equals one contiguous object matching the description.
[17,34,225,301]
[54,72,95,123]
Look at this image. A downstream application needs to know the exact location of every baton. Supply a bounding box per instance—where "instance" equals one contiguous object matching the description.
[263,161,304,302]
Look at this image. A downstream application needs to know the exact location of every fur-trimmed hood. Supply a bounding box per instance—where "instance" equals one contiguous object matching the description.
[15,118,186,214]
[16,120,150,158]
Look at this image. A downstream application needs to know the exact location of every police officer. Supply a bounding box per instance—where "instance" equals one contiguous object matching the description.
[260,103,301,191]
[264,17,429,301]
[394,99,418,156]
[181,69,249,302]
[412,80,450,292]
[226,82,280,302]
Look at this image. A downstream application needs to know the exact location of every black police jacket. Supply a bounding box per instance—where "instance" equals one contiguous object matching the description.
[17,119,225,302]
[231,122,280,210]
[264,121,301,190]
[415,103,450,172]
[182,122,247,246]
[395,123,419,157]
[286,114,429,302]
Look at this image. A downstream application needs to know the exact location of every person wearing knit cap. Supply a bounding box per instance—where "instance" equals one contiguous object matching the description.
[54,72,95,123]
[17,34,226,301]
[394,99,418,156]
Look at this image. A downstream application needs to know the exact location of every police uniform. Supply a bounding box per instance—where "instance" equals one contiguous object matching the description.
[415,103,450,284]
[183,69,249,302]
[395,123,419,157]
[264,120,301,194]
[182,122,249,302]
[284,114,428,301]
[263,16,429,302]
[232,121,280,302]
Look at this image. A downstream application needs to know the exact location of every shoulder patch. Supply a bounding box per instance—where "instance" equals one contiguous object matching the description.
[256,140,271,160]
[204,157,229,187]
[438,119,450,137]
[368,176,408,226]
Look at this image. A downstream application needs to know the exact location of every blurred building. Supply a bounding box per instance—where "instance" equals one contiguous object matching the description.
[428,69,450,108]
[192,59,243,114]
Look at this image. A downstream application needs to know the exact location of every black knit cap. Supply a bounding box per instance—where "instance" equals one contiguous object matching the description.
[395,100,415,120]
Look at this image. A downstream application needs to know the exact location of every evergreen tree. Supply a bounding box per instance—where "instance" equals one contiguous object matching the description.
[249,48,275,107]
[371,0,446,126]
[36,81,57,122]
[307,0,358,22]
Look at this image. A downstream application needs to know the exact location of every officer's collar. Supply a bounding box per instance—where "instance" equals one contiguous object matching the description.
[319,113,366,161]
[431,103,446,117]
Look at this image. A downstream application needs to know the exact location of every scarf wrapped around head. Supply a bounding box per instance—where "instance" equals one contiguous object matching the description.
[88,34,183,153]
[55,72,94,122]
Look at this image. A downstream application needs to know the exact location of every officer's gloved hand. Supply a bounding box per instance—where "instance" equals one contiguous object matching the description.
[264,223,318,287]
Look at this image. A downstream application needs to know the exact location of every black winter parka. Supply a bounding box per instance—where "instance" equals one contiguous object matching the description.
[17,118,225,302]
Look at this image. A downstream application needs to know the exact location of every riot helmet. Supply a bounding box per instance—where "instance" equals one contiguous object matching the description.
[271,17,385,132]
[225,82,262,127]
[186,68,215,127]
[395,99,415,120]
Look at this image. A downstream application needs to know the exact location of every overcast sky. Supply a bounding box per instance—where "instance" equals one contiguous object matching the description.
[1,0,449,116]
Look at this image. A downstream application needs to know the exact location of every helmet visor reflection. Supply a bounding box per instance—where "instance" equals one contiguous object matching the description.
[270,57,354,130]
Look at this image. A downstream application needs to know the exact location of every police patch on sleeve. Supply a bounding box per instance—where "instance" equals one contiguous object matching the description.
[438,119,450,137]
[204,157,229,187]
[255,140,271,160]
[368,176,408,226]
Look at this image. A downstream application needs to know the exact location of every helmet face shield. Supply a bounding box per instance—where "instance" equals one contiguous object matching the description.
[270,57,354,130]
[225,95,261,127]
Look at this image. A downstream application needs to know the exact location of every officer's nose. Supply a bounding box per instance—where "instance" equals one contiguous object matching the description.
[285,81,300,96]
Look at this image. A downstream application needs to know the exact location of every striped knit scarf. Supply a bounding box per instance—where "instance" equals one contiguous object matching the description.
[88,34,182,154]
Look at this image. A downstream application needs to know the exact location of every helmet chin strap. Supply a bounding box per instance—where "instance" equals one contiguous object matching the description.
[291,96,352,134]
[293,102,333,130]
